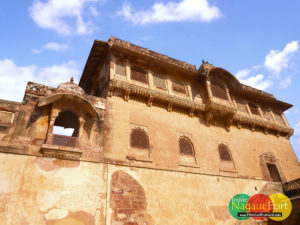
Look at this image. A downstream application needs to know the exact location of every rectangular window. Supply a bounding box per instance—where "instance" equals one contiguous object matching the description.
[0,111,14,124]
[235,97,248,113]
[210,82,228,100]
[267,164,282,182]
[248,103,260,116]
[172,80,186,95]
[191,86,201,100]
[153,73,166,89]
[262,108,273,122]
[115,62,126,76]
[130,66,148,84]
[273,111,285,125]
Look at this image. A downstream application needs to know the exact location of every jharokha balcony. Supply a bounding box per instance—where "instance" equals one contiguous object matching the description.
[283,178,300,198]
[41,133,83,160]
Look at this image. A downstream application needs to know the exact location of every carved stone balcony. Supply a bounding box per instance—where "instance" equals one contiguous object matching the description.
[41,135,83,160]
[283,178,300,198]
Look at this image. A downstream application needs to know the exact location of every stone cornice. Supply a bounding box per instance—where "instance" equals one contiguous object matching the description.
[109,36,197,72]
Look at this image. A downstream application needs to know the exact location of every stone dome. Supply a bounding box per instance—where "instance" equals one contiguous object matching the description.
[57,77,85,95]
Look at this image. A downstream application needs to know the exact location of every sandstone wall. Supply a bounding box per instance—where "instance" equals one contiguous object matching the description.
[104,95,300,181]
[1,152,280,225]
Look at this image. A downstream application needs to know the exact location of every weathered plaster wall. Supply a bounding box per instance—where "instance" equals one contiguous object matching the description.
[0,153,107,225]
[0,152,277,225]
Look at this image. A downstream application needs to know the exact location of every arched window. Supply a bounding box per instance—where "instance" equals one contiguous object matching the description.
[130,127,149,149]
[179,136,194,156]
[218,144,232,161]
[130,66,148,84]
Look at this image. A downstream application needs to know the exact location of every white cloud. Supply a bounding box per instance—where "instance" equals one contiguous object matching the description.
[0,59,80,102]
[31,49,41,54]
[44,42,68,51]
[117,0,221,25]
[264,40,299,74]
[239,74,273,90]
[29,0,98,35]
[280,76,292,89]
[236,65,260,79]
[53,126,74,136]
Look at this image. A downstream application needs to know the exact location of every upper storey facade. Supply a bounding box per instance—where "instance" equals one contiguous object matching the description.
[80,36,293,138]
[0,37,298,182]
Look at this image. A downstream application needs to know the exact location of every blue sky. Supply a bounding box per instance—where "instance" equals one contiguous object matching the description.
[0,0,300,161]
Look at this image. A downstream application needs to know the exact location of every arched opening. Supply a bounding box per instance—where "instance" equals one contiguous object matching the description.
[179,136,194,156]
[218,144,232,162]
[130,127,149,149]
[52,110,80,147]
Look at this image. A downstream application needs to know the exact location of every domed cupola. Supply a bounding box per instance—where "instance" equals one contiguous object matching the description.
[57,77,85,95]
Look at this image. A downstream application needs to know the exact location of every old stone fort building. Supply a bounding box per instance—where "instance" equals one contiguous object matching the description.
[0,37,299,225]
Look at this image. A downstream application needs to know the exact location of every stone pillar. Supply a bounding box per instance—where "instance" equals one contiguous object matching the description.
[45,108,59,145]
[206,80,212,100]
[166,78,172,95]
[126,61,131,83]
[246,103,252,117]
[225,86,233,105]
[187,84,193,101]
[258,105,264,119]
[270,110,277,124]
[77,117,85,147]
[148,71,154,89]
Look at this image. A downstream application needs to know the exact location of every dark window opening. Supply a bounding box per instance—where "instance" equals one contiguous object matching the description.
[130,127,149,149]
[262,108,273,122]
[218,144,232,161]
[115,61,126,76]
[192,86,201,100]
[211,82,228,100]
[249,103,260,116]
[274,111,285,125]
[267,163,282,182]
[130,66,148,84]
[153,73,166,89]
[179,136,194,156]
[235,97,248,113]
[52,111,79,147]
[53,111,79,137]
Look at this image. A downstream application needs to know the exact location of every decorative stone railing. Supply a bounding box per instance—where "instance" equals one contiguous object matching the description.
[52,134,78,148]
[283,178,300,197]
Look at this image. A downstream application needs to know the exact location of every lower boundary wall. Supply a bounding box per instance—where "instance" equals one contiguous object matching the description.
[0,153,287,225]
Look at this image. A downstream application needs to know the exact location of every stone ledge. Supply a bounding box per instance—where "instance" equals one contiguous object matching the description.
[41,144,83,160]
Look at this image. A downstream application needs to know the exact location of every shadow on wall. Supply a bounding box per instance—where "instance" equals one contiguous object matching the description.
[110,170,154,225]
